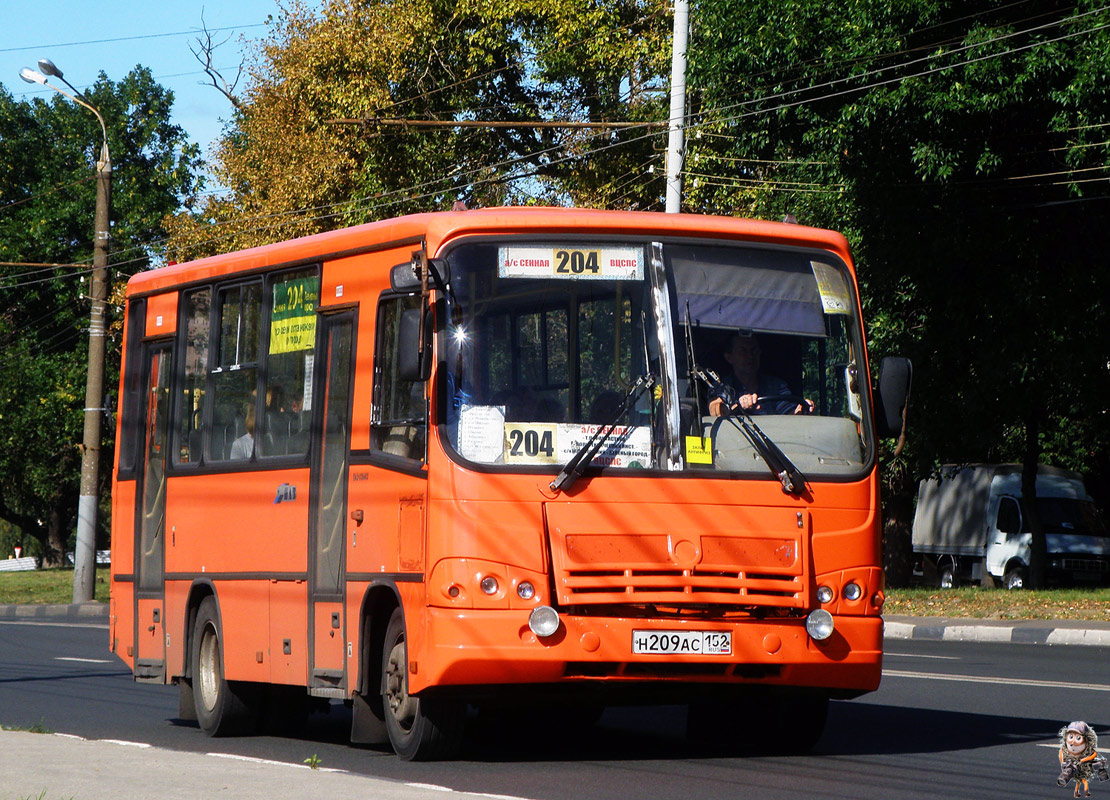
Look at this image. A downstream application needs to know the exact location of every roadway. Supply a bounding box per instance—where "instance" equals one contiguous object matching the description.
[0,613,1104,800]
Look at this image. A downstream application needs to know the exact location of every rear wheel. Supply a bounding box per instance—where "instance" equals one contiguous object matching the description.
[191,596,258,736]
[938,562,958,589]
[381,608,464,760]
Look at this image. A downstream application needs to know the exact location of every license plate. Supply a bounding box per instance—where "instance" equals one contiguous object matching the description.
[632,630,732,655]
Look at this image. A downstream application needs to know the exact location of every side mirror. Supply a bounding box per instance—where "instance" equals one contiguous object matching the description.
[874,357,912,439]
[390,256,450,292]
[398,307,432,382]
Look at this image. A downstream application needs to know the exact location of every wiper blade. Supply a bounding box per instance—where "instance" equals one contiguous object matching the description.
[690,366,806,495]
[550,374,655,495]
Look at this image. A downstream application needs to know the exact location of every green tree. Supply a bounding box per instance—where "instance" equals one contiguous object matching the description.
[165,0,670,261]
[685,0,1110,586]
[0,68,201,564]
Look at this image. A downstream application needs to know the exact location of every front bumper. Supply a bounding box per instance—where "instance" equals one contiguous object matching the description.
[411,608,882,697]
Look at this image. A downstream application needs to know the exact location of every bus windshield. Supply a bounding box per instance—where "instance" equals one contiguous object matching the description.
[439,238,873,480]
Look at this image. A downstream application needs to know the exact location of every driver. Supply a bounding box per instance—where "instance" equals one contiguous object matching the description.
[708,331,813,417]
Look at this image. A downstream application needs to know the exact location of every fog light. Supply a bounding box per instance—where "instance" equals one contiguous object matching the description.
[480,576,499,595]
[816,585,834,604]
[806,609,835,641]
[843,581,863,601]
[517,581,535,600]
[529,606,560,638]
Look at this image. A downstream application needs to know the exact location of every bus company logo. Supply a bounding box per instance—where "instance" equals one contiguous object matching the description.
[274,483,298,504]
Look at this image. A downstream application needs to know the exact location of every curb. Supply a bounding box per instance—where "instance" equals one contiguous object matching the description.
[0,603,108,620]
[883,615,1110,647]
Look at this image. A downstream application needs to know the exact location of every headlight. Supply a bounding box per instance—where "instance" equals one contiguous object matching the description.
[843,581,863,601]
[806,609,835,641]
[480,576,499,595]
[517,581,535,601]
[816,585,834,604]
[529,606,560,638]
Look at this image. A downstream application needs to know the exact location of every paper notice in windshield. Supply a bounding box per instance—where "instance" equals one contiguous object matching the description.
[810,261,852,315]
[458,404,507,462]
[499,246,643,280]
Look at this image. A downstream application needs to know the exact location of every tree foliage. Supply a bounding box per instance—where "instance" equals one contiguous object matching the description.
[165,0,670,261]
[0,67,201,562]
[686,0,1110,584]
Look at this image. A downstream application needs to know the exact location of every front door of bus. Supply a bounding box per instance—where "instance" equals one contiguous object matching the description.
[308,313,353,695]
[134,342,171,681]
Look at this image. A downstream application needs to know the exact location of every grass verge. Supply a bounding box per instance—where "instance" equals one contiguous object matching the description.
[885,586,1110,620]
[0,567,110,605]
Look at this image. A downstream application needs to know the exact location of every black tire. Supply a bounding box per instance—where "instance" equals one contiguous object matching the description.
[938,563,958,589]
[381,608,464,761]
[1003,567,1027,591]
[191,596,258,736]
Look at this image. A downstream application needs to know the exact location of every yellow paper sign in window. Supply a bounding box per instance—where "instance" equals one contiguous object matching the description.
[685,436,713,465]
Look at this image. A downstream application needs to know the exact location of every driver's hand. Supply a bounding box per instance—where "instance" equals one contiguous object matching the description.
[708,397,725,417]
[737,393,758,411]
[792,398,816,415]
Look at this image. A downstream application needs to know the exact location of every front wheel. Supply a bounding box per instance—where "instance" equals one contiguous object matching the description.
[381,608,464,760]
[191,596,258,736]
[1003,567,1027,591]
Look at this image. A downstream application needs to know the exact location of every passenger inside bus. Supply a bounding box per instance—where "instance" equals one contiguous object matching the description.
[707,331,812,417]
[229,404,255,459]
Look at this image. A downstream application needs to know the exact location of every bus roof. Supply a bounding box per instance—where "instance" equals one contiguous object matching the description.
[128,207,853,296]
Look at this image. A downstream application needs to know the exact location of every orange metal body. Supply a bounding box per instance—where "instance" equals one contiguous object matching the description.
[109,208,884,707]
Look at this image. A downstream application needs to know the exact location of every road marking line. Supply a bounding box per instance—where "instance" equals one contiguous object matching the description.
[101,739,151,748]
[55,656,112,664]
[884,652,960,660]
[884,669,1110,692]
[206,752,346,773]
[405,784,455,792]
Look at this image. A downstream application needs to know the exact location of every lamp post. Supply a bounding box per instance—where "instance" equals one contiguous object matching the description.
[20,59,111,604]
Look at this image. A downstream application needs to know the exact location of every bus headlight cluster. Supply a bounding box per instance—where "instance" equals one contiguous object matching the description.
[842,581,863,601]
[517,581,535,601]
[479,576,499,595]
[816,585,834,604]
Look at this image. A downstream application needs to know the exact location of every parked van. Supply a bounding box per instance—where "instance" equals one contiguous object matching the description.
[911,464,1109,589]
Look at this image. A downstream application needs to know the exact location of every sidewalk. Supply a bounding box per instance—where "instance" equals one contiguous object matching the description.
[0,729,511,800]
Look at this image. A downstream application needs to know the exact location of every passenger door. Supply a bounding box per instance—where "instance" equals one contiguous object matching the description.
[308,313,354,696]
[134,342,172,682]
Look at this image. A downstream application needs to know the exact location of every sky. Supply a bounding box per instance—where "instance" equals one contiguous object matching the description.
[1,0,318,163]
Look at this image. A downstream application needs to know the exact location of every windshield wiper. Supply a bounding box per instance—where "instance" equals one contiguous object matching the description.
[549,373,655,495]
[689,364,806,496]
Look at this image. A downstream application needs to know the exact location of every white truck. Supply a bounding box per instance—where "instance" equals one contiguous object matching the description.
[911,464,1110,589]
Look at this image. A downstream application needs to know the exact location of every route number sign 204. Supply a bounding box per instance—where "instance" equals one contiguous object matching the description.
[632,630,732,655]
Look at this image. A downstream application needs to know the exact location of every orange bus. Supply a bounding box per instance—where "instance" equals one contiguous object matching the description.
[109,207,910,760]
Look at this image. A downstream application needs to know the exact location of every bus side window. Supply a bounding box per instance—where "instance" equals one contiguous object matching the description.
[206,282,262,463]
[173,288,210,466]
[371,293,426,461]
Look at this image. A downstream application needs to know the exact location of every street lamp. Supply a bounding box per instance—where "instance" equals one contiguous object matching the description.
[21,59,111,604]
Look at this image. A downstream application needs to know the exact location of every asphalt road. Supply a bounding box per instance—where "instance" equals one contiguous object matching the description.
[1,617,1105,800]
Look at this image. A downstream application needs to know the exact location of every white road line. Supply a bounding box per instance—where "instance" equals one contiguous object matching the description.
[884,669,1110,693]
[55,656,112,664]
[206,752,346,773]
[101,739,151,748]
[884,652,960,660]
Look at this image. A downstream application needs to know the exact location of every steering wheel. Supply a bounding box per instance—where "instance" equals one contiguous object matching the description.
[754,394,812,415]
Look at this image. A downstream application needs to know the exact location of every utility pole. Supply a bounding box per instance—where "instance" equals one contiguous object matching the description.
[20,59,111,603]
[665,0,689,214]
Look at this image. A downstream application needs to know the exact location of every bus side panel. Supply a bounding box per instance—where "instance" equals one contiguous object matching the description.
[165,470,310,575]
[164,579,191,680]
[270,580,309,685]
[215,580,270,683]
[109,479,137,668]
